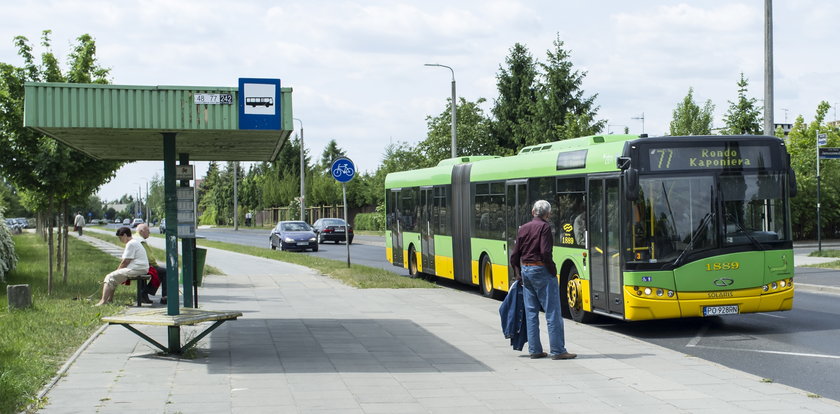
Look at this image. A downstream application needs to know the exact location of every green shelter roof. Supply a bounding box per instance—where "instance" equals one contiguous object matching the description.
[23,82,294,161]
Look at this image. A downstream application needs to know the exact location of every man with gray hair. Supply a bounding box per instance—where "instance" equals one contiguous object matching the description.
[510,200,576,360]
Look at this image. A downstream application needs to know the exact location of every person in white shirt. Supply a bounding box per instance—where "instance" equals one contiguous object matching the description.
[73,211,85,236]
[95,226,149,306]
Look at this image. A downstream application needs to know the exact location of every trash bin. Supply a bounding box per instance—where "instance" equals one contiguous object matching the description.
[195,247,207,287]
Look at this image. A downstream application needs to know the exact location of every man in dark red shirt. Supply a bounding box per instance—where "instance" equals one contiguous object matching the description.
[510,200,576,360]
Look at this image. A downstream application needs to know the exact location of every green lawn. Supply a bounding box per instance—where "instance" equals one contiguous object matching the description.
[806,249,840,269]
[82,231,224,276]
[0,234,140,413]
[193,238,435,289]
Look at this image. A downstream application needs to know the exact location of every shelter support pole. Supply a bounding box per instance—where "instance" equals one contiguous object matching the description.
[180,153,195,308]
[163,133,181,352]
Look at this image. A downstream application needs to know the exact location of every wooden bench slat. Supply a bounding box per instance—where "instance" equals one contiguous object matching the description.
[102,308,242,326]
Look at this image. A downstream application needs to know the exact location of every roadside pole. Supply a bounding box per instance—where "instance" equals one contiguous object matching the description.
[331,157,356,268]
[817,132,826,253]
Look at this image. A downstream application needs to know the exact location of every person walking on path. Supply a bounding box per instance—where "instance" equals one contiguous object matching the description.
[510,200,576,360]
[73,211,85,236]
[94,227,149,306]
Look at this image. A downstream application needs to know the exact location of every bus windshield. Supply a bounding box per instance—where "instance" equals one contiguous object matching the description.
[628,172,789,265]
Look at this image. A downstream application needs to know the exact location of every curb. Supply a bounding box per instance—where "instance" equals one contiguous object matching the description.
[796,283,840,296]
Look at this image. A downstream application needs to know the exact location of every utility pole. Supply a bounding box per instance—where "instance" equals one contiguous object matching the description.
[764,0,774,135]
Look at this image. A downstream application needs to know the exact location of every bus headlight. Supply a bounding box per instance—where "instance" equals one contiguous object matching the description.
[762,285,769,292]
[644,287,652,295]
[771,282,778,290]
[656,289,664,297]
[780,280,786,287]
[667,290,675,297]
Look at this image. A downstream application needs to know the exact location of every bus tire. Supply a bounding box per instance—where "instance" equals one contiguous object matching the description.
[479,255,495,298]
[565,266,596,323]
[408,245,419,278]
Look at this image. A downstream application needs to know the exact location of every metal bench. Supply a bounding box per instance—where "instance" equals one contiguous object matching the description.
[102,308,242,354]
[125,273,152,306]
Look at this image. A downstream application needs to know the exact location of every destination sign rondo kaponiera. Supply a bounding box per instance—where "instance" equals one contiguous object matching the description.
[645,145,773,171]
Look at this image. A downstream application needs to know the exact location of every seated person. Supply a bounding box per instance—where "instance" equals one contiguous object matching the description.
[136,223,167,304]
[95,227,149,306]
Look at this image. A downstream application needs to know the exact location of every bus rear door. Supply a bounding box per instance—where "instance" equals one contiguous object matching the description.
[506,179,528,282]
[419,186,435,274]
[389,189,403,267]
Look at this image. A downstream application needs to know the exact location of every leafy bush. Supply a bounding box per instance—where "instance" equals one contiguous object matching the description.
[354,212,384,231]
[0,208,18,282]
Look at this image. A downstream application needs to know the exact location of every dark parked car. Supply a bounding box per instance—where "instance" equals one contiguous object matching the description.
[269,221,318,252]
[311,218,353,244]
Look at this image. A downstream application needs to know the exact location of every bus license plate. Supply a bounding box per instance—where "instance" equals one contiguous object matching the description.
[703,305,739,316]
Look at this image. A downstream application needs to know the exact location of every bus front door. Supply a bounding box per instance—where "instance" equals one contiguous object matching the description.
[419,187,435,274]
[588,177,623,316]
[506,180,528,283]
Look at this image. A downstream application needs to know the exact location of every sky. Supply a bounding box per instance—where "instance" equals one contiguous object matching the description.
[2,0,839,202]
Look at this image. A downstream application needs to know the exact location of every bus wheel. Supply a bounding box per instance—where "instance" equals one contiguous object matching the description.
[479,255,495,298]
[408,246,419,278]
[566,267,596,323]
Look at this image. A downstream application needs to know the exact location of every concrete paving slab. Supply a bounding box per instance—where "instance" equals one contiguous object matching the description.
[37,229,840,413]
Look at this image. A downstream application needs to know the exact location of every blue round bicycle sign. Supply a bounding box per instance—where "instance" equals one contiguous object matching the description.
[331,157,356,183]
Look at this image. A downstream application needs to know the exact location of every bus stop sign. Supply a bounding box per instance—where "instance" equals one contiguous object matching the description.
[331,157,356,183]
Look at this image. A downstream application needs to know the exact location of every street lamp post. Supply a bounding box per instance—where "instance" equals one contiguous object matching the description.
[424,63,457,158]
[631,113,645,134]
[294,118,305,221]
[233,161,238,231]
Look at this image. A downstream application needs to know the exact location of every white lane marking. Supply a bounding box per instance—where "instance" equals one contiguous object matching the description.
[686,324,709,348]
[755,313,785,319]
[690,345,840,360]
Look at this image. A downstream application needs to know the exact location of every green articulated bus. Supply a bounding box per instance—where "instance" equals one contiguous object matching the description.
[384,134,797,322]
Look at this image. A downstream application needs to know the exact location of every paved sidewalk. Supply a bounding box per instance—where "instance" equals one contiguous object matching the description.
[40,231,840,413]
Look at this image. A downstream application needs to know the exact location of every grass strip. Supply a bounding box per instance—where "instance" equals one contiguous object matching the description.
[0,234,143,413]
[808,249,840,258]
[83,231,225,276]
[193,238,435,289]
[805,249,840,269]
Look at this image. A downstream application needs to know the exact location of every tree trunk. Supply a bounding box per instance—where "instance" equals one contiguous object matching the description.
[47,204,54,295]
[56,211,63,274]
[62,200,69,283]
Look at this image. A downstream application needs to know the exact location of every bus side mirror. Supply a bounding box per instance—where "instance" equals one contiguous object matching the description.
[616,156,631,170]
[624,168,639,201]
[788,167,798,197]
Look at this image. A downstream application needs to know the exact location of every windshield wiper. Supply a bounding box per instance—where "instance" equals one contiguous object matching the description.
[674,211,713,267]
[674,184,717,267]
[726,212,764,250]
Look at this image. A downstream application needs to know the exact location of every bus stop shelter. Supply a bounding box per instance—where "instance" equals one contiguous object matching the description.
[23,80,294,353]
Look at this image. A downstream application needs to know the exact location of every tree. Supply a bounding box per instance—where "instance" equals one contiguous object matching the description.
[536,35,605,140]
[491,43,539,153]
[318,139,347,171]
[722,73,762,135]
[0,30,122,292]
[419,97,498,164]
[785,101,840,239]
[669,87,715,136]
